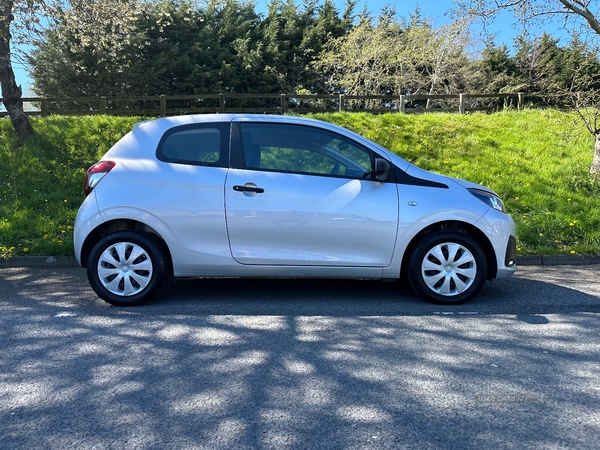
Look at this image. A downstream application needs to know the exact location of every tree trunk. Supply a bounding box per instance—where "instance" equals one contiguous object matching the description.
[0,0,33,142]
[592,133,600,176]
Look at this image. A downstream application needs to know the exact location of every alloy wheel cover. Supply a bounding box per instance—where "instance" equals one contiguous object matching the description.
[421,242,477,296]
[97,242,154,296]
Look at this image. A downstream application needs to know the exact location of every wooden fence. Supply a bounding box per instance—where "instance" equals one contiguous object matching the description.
[1,92,526,117]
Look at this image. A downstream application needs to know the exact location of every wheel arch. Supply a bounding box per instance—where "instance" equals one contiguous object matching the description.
[80,219,173,275]
[400,220,497,281]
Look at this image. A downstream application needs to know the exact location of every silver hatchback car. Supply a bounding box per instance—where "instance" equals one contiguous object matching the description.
[74,114,516,306]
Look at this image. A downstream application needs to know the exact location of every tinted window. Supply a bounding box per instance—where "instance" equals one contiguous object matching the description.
[240,123,372,178]
[157,123,229,166]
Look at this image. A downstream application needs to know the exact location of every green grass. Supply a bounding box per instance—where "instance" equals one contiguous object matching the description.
[1,110,599,258]
[0,116,142,258]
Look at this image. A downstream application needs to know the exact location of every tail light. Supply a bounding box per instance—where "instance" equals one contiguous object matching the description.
[84,161,115,197]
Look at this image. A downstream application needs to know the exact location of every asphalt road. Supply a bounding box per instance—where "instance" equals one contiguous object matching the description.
[1,265,599,449]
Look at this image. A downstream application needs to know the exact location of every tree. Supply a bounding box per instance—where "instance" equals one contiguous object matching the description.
[312,8,473,109]
[197,0,265,93]
[512,32,600,103]
[29,0,152,98]
[2,0,168,140]
[469,41,525,97]
[564,38,600,174]
[30,0,219,98]
[30,0,277,99]
[30,0,357,104]
[400,13,473,107]
[311,10,406,100]
[258,0,353,94]
[0,0,38,141]
[456,0,600,175]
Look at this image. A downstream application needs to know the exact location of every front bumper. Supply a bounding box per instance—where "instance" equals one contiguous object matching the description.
[475,208,517,280]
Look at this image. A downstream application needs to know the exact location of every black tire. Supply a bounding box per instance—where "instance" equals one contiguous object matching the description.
[87,231,167,306]
[407,231,487,305]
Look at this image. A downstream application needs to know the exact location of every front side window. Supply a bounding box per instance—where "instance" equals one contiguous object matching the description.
[157,123,229,166]
[240,123,372,178]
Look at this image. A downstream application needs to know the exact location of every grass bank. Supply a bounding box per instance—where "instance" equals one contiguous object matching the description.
[1,110,599,258]
[0,116,141,259]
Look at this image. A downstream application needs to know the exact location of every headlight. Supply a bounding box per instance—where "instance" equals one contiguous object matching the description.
[468,188,505,213]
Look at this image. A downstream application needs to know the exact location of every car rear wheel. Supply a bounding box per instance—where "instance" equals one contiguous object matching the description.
[87,231,167,306]
[407,231,487,304]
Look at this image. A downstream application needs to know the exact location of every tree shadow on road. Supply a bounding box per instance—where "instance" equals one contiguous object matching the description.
[1,267,599,449]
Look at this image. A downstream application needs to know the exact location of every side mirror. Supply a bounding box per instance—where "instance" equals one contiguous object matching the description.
[374,158,391,182]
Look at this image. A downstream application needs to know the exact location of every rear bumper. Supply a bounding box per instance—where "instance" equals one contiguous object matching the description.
[73,192,102,266]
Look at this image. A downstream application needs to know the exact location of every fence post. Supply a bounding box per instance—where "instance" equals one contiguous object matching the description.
[281,94,286,114]
[219,93,225,113]
[459,93,466,114]
[40,98,48,117]
[339,94,345,112]
[100,97,107,115]
[399,95,406,114]
[160,95,167,117]
[518,92,524,110]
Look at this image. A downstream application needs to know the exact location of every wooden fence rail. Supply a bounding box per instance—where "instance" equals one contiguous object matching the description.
[1,92,527,118]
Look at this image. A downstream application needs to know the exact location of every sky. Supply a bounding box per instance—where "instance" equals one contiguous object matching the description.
[345,0,568,45]
[13,0,569,95]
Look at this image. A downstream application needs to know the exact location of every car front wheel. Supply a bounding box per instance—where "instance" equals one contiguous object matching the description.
[407,231,487,304]
[87,231,167,306]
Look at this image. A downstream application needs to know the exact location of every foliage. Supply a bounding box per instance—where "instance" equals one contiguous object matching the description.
[513,33,600,104]
[259,0,354,94]
[312,11,405,97]
[1,111,599,257]
[470,42,524,92]
[30,0,152,97]
[28,0,353,99]
[23,0,600,116]
[312,8,472,105]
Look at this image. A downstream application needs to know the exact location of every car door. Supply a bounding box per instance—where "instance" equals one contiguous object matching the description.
[225,121,399,267]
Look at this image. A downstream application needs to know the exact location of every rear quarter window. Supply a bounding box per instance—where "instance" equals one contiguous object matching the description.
[156,123,230,166]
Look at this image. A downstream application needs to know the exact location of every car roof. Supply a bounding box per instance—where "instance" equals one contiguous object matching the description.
[134,113,326,130]
[131,114,337,144]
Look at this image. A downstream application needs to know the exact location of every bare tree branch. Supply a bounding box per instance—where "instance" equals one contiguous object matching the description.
[557,0,600,34]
